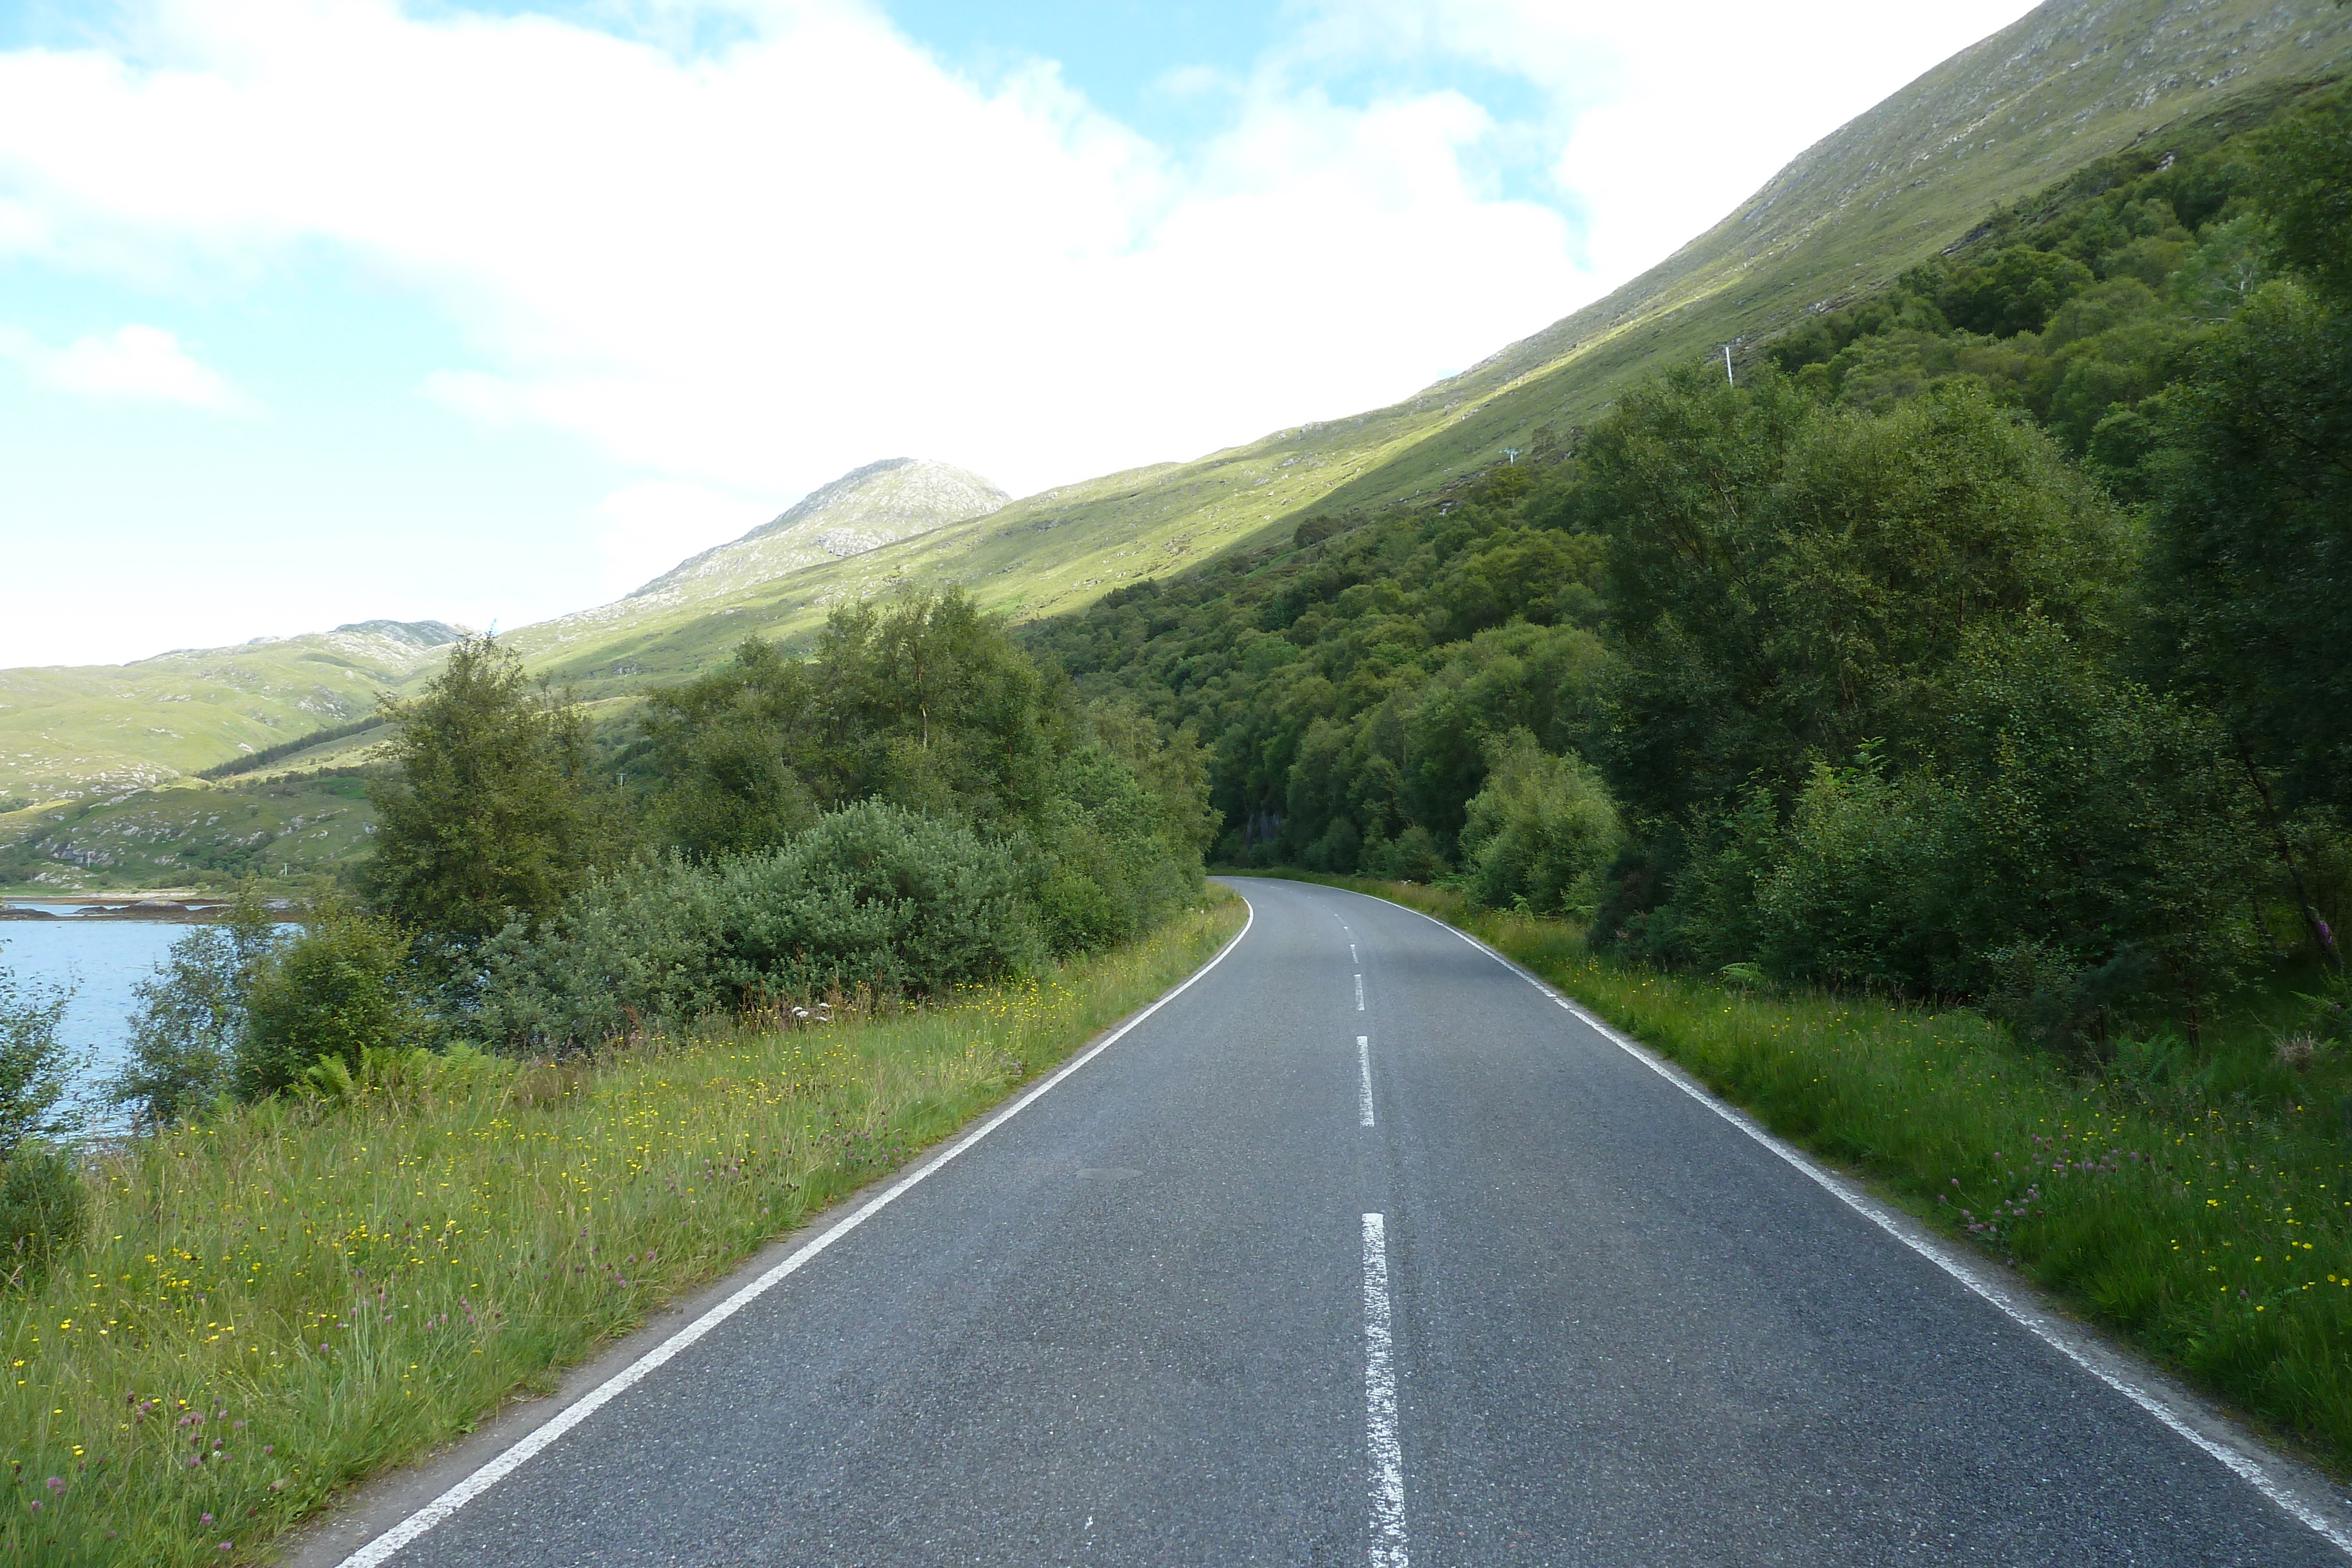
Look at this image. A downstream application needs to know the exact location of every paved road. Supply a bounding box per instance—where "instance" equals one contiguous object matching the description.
[358,877,2341,1566]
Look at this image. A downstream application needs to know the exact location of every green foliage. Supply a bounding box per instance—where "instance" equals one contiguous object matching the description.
[0,965,76,1159]
[297,1042,506,1106]
[1048,93,2346,1044]
[1927,621,2261,1028]
[1643,623,2261,1046]
[2241,80,2352,304]
[364,635,624,948]
[428,594,1211,1051]
[634,636,820,858]
[0,965,81,1285]
[1029,463,1611,870]
[237,909,425,1099]
[1458,731,1623,917]
[1746,758,1948,993]
[636,593,1065,855]
[1025,737,1202,954]
[478,801,1048,1049]
[1937,246,2096,336]
[0,1143,81,1290]
[106,887,285,1129]
[1593,372,2130,821]
[2143,280,2352,820]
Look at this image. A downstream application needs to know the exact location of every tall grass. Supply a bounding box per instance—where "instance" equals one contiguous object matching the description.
[3,895,1243,1566]
[1269,874,2352,1475]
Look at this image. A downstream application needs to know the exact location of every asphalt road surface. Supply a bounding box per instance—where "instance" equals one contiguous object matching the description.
[350,877,2344,1567]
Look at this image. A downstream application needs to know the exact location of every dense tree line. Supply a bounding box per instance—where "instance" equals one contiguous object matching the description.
[92,592,1211,1129]
[1032,80,2352,1052]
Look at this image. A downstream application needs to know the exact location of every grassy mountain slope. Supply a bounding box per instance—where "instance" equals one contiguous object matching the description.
[1307,0,2352,517]
[0,620,459,808]
[0,774,375,892]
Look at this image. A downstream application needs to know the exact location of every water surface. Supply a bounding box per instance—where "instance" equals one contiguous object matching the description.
[1,921,216,1126]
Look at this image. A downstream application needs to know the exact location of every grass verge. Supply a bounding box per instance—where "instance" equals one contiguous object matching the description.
[1237,871,2352,1476]
[4,892,1244,1566]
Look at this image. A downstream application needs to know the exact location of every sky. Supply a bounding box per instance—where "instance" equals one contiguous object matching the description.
[0,0,2042,668]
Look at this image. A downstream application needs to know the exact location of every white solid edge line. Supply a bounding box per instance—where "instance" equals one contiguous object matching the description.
[1358,1035,1376,1128]
[1363,1212,1410,1568]
[335,894,1259,1568]
[1312,881,2352,1560]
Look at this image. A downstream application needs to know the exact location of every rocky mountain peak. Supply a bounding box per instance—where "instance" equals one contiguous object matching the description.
[628,458,1010,603]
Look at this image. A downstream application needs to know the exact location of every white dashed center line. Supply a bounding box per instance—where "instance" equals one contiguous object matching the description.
[1363,1213,1409,1568]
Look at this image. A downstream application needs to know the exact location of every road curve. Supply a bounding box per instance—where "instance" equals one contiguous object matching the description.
[339,876,2344,1567]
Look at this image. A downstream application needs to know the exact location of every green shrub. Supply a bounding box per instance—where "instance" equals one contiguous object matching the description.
[1459,731,1623,917]
[1024,741,1202,954]
[0,966,76,1158]
[299,1042,508,1107]
[1362,824,1447,883]
[238,910,426,1099]
[0,1143,81,1290]
[1752,758,1951,992]
[106,885,284,1129]
[480,801,1048,1048]
[1660,789,1783,972]
[1725,624,2262,1042]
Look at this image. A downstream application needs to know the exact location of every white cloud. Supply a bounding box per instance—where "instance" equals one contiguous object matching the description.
[1281,1,2042,282]
[0,0,2039,559]
[0,322,246,410]
[0,0,1582,507]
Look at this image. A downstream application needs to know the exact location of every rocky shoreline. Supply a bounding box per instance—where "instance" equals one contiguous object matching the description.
[0,897,296,922]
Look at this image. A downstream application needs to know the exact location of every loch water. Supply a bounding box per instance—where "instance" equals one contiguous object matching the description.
[1,914,228,1128]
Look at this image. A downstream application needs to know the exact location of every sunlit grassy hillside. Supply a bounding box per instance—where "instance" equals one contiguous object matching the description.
[0,775,377,893]
[0,623,456,810]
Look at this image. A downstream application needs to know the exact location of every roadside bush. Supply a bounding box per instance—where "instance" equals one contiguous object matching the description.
[0,965,76,1157]
[238,909,426,1099]
[1751,758,1952,992]
[0,1142,79,1291]
[1659,788,1782,974]
[1718,624,2261,1044]
[1362,824,1448,884]
[479,801,1047,1049]
[1929,621,2261,1037]
[106,885,284,1129]
[1301,817,1363,875]
[1024,741,1201,954]
[1459,731,1623,917]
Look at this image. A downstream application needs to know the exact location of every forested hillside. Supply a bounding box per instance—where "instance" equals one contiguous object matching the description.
[1033,77,2352,1052]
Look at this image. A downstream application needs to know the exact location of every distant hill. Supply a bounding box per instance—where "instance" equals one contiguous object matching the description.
[0,620,463,809]
[507,457,1008,669]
